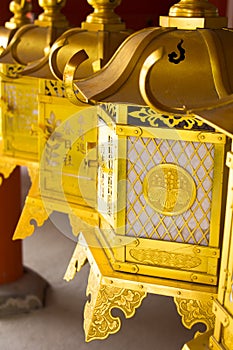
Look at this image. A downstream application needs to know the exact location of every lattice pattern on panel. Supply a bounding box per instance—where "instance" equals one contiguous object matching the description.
[126,136,215,246]
[4,83,38,132]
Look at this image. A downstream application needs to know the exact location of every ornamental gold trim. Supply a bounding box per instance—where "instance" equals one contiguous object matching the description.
[174,297,215,335]
[143,163,196,216]
[64,242,87,282]
[84,268,147,342]
[0,162,17,185]
[128,107,204,129]
[13,197,52,240]
[129,248,202,270]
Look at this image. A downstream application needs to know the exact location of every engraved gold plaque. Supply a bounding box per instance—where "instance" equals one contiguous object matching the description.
[143,164,196,216]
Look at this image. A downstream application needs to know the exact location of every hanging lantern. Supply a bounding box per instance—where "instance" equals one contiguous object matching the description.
[7,0,131,241]
[181,99,233,349]
[58,0,233,344]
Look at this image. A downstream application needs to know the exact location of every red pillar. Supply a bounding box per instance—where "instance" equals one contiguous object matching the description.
[0,167,23,284]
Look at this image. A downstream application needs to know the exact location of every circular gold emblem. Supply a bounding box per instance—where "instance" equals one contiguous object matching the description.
[143,164,196,216]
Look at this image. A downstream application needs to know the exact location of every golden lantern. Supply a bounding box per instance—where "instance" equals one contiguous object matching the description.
[0,0,69,175]
[181,100,233,349]
[0,0,71,246]
[10,0,131,240]
[46,0,233,344]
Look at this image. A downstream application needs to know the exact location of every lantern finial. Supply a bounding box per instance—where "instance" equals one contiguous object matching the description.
[160,0,227,29]
[35,0,68,28]
[169,0,218,18]
[5,0,32,29]
[82,0,125,31]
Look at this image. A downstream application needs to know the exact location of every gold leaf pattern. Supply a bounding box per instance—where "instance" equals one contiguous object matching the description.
[13,197,52,240]
[129,248,202,269]
[174,297,215,334]
[129,107,204,129]
[84,269,147,341]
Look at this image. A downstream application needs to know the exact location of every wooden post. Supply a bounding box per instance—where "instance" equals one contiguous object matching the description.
[0,166,23,284]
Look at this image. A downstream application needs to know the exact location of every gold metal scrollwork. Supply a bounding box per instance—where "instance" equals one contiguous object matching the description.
[84,269,147,342]
[129,248,201,269]
[128,107,204,129]
[13,197,52,240]
[174,297,215,335]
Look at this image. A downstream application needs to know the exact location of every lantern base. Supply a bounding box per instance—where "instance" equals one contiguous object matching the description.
[64,232,217,342]
[0,267,48,316]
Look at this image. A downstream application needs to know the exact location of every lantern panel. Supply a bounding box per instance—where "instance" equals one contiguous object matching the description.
[96,103,227,286]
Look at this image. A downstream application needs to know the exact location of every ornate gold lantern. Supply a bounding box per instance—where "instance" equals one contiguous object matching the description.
[53,0,233,344]
[0,0,71,246]
[11,0,131,240]
[181,101,233,349]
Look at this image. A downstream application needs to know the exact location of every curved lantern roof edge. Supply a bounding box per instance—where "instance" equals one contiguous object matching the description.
[68,1,233,116]
[0,0,70,79]
[0,0,33,52]
[72,26,233,115]
[0,0,131,80]
[189,95,233,139]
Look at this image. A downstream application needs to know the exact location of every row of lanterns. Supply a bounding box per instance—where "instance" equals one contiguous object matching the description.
[0,0,233,348]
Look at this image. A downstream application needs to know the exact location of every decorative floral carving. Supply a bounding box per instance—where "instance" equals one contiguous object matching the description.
[84,268,147,341]
[13,197,52,240]
[129,248,202,269]
[128,107,204,129]
[174,297,215,334]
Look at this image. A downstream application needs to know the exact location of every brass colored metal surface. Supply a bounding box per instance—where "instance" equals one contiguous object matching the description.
[0,70,39,160]
[2,0,233,344]
[192,97,233,139]
[174,297,215,334]
[169,0,218,18]
[143,164,196,216]
[84,267,147,342]
[95,104,227,287]
[5,0,32,29]
[64,232,217,342]
[159,16,227,30]
[83,0,125,31]
[35,0,68,28]
[73,27,233,113]
[160,0,227,30]
[49,0,130,83]
[182,330,212,349]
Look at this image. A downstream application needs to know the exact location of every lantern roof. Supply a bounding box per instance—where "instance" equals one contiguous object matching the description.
[0,0,33,50]
[0,0,131,80]
[47,0,130,82]
[191,95,233,138]
[0,0,69,76]
[69,0,233,117]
